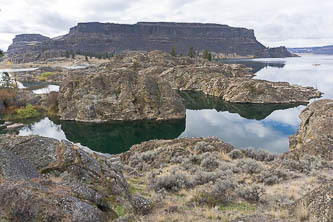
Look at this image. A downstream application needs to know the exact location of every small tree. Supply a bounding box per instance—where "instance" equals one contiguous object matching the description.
[170,47,177,57]
[188,46,195,58]
[207,52,212,61]
[0,49,4,58]
[202,49,209,60]
[65,51,70,58]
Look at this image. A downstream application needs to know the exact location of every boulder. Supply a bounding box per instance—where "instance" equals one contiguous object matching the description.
[289,99,333,160]
[0,135,133,221]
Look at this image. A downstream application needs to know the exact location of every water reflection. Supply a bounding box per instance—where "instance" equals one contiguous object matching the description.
[4,55,333,154]
[33,85,59,94]
[180,108,299,153]
[179,91,303,120]
[252,55,333,99]
[18,117,185,154]
[221,59,285,74]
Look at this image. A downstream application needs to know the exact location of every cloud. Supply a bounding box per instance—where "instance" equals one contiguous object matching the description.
[1,0,333,50]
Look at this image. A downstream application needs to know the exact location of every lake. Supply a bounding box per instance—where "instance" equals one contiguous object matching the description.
[2,55,333,154]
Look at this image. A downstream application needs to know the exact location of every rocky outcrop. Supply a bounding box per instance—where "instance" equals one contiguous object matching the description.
[289,99,333,161]
[56,51,321,122]
[57,65,186,122]
[8,22,295,63]
[0,135,133,221]
[293,183,333,222]
[109,51,321,104]
[161,67,321,103]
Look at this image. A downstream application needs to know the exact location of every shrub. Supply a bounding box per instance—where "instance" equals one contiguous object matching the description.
[194,179,237,206]
[228,149,243,159]
[236,159,264,174]
[15,104,40,119]
[194,141,214,153]
[200,153,220,171]
[236,185,264,202]
[150,171,192,192]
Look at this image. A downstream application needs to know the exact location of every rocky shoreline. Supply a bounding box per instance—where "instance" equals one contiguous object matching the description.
[54,51,321,122]
[0,99,332,221]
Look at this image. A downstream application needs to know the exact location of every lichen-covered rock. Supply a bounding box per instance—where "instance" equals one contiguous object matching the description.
[293,183,333,222]
[0,135,133,221]
[289,99,333,161]
[58,66,185,122]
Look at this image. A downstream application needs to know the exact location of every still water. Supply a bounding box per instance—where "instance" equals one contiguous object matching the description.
[4,55,333,154]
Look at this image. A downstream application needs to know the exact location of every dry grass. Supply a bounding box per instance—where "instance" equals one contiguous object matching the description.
[217,151,232,161]
[295,204,310,222]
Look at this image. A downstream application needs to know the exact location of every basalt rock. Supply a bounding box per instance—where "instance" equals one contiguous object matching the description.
[8,22,295,63]
[293,183,333,222]
[108,51,321,104]
[57,64,186,122]
[289,99,333,161]
[56,51,321,121]
[0,135,133,221]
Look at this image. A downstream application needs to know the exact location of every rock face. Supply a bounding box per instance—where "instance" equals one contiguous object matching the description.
[56,51,321,122]
[57,65,186,122]
[0,135,132,221]
[294,183,333,222]
[7,22,295,63]
[289,99,333,161]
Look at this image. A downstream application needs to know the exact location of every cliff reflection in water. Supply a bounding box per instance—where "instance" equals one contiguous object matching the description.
[54,118,186,154]
[17,117,185,154]
[221,59,285,74]
[179,91,302,120]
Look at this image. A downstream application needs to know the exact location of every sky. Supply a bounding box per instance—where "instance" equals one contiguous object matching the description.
[1,0,333,51]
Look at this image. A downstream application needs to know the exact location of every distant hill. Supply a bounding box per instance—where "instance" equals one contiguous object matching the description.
[8,22,295,63]
[288,45,333,55]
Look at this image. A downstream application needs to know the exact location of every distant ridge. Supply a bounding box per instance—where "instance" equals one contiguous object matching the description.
[8,22,295,63]
[288,45,333,55]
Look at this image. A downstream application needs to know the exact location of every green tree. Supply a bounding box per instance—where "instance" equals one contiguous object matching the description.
[0,49,4,57]
[202,49,209,60]
[202,50,212,61]
[170,47,177,57]
[207,52,212,61]
[188,46,195,58]
[65,51,70,58]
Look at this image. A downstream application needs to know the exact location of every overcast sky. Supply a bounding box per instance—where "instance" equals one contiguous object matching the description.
[1,0,333,50]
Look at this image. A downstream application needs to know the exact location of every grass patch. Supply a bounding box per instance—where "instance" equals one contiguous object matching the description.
[219,202,257,213]
[41,72,53,77]
[114,204,124,217]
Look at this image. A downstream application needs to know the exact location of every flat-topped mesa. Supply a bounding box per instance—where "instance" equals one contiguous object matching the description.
[8,34,50,52]
[8,22,295,63]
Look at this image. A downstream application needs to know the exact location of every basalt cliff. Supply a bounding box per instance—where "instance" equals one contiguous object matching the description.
[7,22,295,63]
[56,51,320,122]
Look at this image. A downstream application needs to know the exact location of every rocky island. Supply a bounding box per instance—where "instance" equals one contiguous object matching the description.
[7,22,296,63]
[55,51,320,122]
[0,99,332,221]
